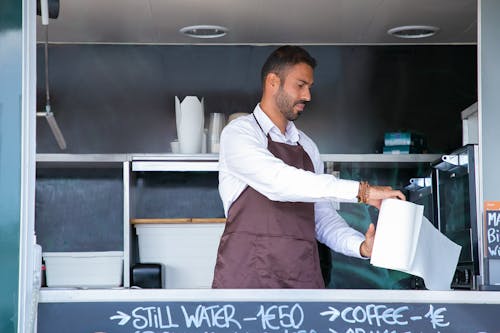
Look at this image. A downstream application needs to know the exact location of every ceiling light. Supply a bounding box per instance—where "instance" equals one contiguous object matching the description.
[387,25,439,39]
[179,25,228,39]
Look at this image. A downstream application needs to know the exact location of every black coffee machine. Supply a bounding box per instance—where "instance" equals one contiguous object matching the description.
[431,144,482,289]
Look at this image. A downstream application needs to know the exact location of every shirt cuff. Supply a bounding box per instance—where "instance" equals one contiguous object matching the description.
[332,179,360,202]
[348,234,368,259]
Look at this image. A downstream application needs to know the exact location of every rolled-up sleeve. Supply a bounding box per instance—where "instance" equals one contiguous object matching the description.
[220,123,360,203]
[315,200,365,258]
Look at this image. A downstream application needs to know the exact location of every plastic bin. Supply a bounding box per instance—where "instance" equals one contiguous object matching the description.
[135,223,224,288]
[43,251,123,288]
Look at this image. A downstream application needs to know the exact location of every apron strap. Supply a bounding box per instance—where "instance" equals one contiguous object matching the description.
[252,112,265,135]
[253,112,302,147]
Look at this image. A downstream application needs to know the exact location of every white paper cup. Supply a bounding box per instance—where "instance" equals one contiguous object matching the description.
[170,140,180,153]
[210,142,220,153]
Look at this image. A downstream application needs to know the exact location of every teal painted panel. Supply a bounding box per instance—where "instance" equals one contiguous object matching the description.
[0,0,22,31]
[481,0,500,201]
[0,0,22,332]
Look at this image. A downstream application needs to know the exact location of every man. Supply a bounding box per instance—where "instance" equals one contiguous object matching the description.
[212,46,405,289]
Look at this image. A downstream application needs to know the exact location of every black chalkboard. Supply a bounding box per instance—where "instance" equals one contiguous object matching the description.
[38,300,500,333]
[484,203,500,258]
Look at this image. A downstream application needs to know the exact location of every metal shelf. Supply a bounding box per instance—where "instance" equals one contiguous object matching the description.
[132,161,219,172]
[131,154,440,172]
[320,154,441,163]
[37,153,440,163]
[36,154,128,168]
[36,153,129,162]
[37,153,440,171]
[131,153,219,161]
[131,154,218,171]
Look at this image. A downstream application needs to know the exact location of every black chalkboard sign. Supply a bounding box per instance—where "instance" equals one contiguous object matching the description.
[484,202,500,258]
[38,300,500,333]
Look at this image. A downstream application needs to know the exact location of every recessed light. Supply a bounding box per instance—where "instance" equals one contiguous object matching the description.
[387,25,439,39]
[179,25,228,39]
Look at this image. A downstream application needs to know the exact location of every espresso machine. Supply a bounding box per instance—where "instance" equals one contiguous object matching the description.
[431,144,482,289]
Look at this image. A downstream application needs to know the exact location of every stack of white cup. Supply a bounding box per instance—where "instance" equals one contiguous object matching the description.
[207,113,226,153]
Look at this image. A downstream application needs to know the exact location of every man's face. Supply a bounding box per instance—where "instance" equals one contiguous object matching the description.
[275,63,314,121]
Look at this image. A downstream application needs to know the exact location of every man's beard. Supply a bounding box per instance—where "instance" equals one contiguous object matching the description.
[275,86,306,121]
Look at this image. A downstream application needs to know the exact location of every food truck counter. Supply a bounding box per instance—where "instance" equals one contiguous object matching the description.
[38,288,500,333]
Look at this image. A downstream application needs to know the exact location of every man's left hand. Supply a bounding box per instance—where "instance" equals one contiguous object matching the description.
[360,223,376,258]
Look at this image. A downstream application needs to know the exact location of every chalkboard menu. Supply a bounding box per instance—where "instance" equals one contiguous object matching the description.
[484,201,500,258]
[38,300,500,333]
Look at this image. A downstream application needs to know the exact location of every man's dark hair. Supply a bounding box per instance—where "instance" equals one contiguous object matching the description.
[260,45,317,86]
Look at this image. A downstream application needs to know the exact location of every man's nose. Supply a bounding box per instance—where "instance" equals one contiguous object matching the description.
[302,88,311,101]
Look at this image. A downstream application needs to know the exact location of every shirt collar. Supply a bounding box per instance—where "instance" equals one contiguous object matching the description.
[254,104,300,143]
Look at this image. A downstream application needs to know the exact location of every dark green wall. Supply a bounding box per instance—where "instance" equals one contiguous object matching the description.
[0,0,22,332]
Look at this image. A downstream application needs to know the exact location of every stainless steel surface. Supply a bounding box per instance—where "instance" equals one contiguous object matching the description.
[473,145,485,287]
[405,177,432,191]
[123,161,131,288]
[35,0,477,45]
[320,154,441,163]
[36,153,129,163]
[131,153,219,161]
[39,288,500,304]
[36,153,441,164]
[44,111,66,149]
[132,160,219,172]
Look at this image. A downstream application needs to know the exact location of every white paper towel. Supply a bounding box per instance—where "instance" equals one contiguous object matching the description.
[370,199,462,290]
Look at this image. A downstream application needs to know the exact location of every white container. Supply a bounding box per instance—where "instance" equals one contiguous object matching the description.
[175,96,205,154]
[135,223,224,288]
[43,251,123,288]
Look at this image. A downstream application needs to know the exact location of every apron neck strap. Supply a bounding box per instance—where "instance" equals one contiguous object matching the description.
[252,112,266,135]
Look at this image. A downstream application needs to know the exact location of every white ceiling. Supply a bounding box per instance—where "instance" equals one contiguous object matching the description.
[37,0,477,44]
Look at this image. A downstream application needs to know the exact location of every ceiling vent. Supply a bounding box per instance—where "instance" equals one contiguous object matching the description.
[387,25,439,39]
[179,25,229,39]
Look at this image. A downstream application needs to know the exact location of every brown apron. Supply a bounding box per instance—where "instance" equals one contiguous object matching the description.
[212,115,324,289]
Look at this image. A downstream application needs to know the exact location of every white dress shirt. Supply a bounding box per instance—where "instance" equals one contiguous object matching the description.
[218,104,366,258]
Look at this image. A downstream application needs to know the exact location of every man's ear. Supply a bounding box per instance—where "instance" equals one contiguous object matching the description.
[266,72,281,91]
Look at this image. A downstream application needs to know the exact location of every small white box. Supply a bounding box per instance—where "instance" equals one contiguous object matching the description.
[43,251,123,288]
[461,102,478,145]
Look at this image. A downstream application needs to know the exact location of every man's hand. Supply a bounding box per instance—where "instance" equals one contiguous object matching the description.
[366,185,406,209]
[360,223,376,258]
